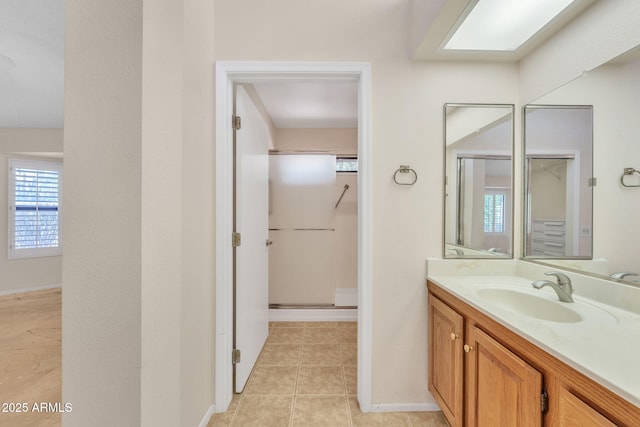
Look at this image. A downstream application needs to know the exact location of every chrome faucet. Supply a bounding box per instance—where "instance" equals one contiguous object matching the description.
[531,272,574,303]
[609,272,639,280]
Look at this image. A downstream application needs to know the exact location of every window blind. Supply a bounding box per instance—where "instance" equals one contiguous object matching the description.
[9,159,62,258]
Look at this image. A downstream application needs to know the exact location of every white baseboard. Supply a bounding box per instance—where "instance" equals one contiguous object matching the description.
[198,405,216,427]
[368,402,442,412]
[0,283,61,297]
[269,308,357,322]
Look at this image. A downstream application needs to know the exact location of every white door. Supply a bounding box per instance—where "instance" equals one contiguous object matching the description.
[234,85,270,393]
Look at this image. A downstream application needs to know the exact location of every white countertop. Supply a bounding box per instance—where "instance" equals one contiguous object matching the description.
[428,274,640,408]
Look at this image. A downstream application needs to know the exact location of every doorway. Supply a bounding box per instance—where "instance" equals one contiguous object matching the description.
[215,62,372,412]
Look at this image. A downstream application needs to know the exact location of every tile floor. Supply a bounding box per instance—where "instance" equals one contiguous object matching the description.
[1,291,449,427]
[208,321,449,427]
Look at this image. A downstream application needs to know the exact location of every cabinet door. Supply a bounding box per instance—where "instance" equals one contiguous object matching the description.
[428,295,464,427]
[556,386,616,427]
[466,325,542,427]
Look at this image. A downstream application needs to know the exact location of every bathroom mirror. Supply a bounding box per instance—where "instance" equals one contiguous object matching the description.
[522,45,640,284]
[443,103,514,258]
[523,105,593,260]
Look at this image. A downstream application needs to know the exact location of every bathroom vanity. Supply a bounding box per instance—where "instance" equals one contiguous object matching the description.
[427,276,640,427]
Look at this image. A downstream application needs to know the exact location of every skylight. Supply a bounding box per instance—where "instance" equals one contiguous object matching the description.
[444,0,576,51]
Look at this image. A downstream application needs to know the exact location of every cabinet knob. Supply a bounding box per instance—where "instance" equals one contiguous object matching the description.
[450,333,458,341]
[464,344,473,353]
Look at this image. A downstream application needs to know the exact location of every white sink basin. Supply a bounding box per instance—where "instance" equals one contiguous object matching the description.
[477,288,583,323]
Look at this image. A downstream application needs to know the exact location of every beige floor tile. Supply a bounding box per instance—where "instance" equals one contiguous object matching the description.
[258,344,301,366]
[292,396,350,426]
[337,321,357,329]
[297,366,346,395]
[348,397,410,426]
[338,327,357,343]
[303,321,338,328]
[4,307,450,427]
[343,366,357,396]
[406,411,450,427]
[303,327,338,344]
[271,321,307,328]
[340,343,357,365]
[208,395,241,427]
[232,396,293,426]
[300,344,341,366]
[267,327,304,344]
[244,366,298,395]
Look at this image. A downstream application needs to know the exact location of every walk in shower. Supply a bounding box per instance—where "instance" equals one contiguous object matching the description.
[268,153,358,310]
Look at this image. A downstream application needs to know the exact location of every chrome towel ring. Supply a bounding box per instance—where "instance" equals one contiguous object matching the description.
[393,165,417,186]
[621,167,640,188]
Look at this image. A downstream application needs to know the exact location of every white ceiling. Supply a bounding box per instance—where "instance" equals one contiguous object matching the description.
[0,0,65,128]
[252,81,358,129]
[1,0,598,130]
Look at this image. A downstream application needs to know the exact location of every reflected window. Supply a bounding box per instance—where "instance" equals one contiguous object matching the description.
[483,192,505,233]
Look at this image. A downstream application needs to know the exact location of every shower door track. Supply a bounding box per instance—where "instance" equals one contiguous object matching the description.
[269,303,357,310]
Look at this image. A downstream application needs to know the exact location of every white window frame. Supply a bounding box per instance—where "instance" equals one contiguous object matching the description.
[483,190,506,234]
[336,156,358,173]
[8,158,63,259]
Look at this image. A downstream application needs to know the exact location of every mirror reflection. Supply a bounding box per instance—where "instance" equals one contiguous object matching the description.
[523,105,593,259]
[444,104,514,258]
[523,45,640,284]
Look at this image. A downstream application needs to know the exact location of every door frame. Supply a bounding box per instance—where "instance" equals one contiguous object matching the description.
[215,61,373,412]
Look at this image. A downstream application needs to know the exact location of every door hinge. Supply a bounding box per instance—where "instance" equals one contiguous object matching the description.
[588,177,597,187]
[541,388,549,414]
[233,115,241,130]
[232,232,242,247]
[232,349,241,365]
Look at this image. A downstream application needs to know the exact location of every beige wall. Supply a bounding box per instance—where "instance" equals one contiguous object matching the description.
[519,0,640,103]
[179,0,216,423]
[63,1,214,426]
[274,128,357,154]
[63,1,144,425]
[215,0,519,405]
[0,128,63,152]
[0,151,63,294]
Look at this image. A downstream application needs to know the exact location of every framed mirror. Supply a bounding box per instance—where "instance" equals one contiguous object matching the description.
[443,103,514,258]
[522,45,640,284]
[523,105,593,260]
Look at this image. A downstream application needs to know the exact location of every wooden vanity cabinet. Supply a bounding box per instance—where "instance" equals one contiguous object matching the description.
[465,324,542,426]
[427,280,640,427]
[428,296,464,427]
[555,386,616,427]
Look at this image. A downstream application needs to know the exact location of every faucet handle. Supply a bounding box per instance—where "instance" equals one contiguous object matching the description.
[544,271,571,286]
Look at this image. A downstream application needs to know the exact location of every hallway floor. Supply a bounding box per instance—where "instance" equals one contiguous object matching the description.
[0,288,62,427]
[1,292,448,426]
[208,321,449,427]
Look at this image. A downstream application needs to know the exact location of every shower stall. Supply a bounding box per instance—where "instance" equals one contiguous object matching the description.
[268,153,357,310]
